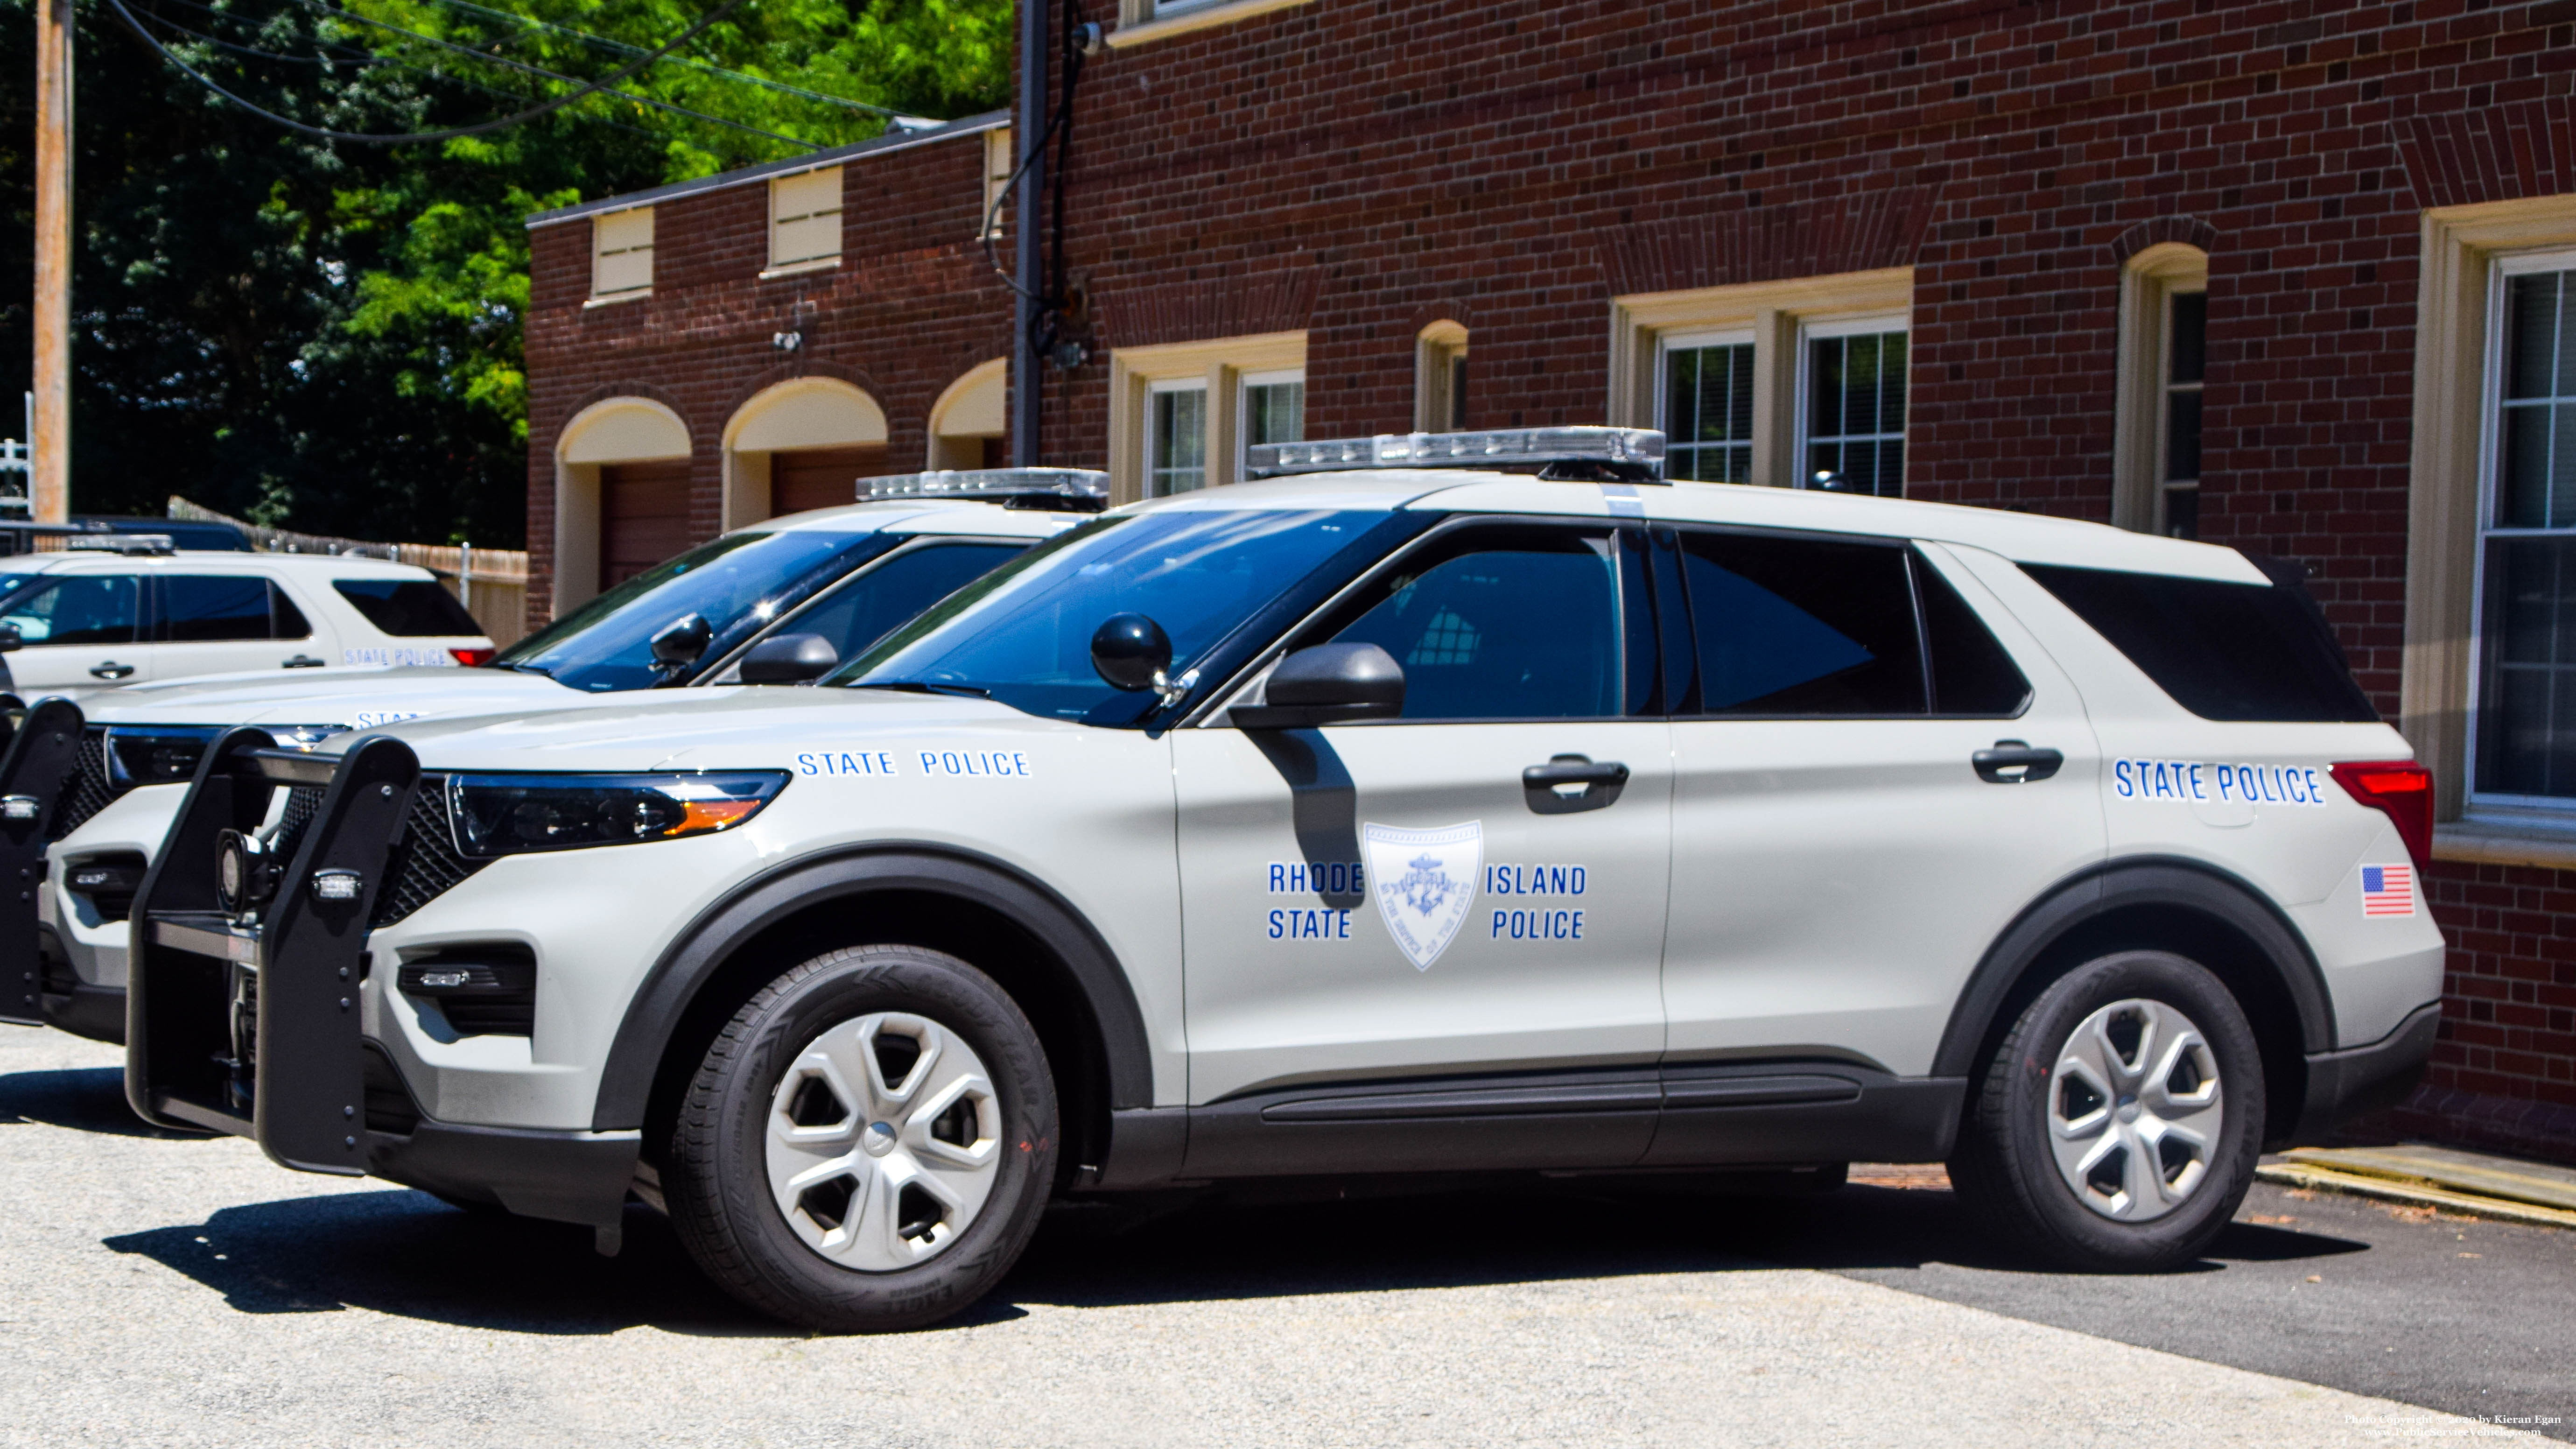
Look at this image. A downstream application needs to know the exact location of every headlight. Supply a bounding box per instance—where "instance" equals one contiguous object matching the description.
[445,771,789,858]
[104,724,348,789]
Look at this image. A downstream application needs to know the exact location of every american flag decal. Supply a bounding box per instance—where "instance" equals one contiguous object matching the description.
[2361,865,2415,918]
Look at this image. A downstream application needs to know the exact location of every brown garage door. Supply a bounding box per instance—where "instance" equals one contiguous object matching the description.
[771,445,888,517]
[600,459,694,589]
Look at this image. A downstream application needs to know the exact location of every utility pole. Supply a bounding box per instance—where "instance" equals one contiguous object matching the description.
[31,0,73,524]
[1009,0,1045,467]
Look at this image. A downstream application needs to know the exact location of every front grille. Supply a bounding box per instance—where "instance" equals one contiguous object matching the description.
[372,776,485,927]
[49,729,117,840]
[271,785,326,864]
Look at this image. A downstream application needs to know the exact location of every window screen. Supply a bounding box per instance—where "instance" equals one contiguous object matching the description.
[1328,528,1627,720]
[2023,563,2376,723]
[335,579,483,637]
[1677,532,1923,714]
[158,576,274,641]
[1915,557,2031,716]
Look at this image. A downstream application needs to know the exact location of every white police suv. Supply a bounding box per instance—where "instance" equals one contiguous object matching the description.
[120,429,2442,1332]
[0,473,1096,1041]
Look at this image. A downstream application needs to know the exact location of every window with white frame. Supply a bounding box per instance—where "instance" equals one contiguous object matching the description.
[1798,316,1907,496]
[1658,330,1755,483]
[1417,323,1468,433]
[591,207,653,301]
[1239,369,1304,470]
[983,128,1013,240]
[2473,250,2576,803]
[1148,380,1208,496]
[769,167,843,272]
[2156,289,2208,538]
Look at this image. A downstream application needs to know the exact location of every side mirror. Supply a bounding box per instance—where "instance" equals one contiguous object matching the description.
[1229,643,1405,728]
[649,613,713,669]
[1091,613,1173,694]
[736,632,839,685]
[0,625,21,653]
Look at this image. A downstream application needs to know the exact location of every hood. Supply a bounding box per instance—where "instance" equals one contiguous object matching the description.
[81,665,584,730]
[341,685,1026,774]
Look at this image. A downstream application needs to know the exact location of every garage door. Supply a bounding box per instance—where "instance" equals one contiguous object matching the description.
[600,459,694,588]
[771,445,889,518]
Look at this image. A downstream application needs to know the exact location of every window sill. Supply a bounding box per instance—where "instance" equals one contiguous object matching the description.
[1109,0,1312,49]
[760,257,839,281]
[2434,817,2576,872]
[583,291,651,309]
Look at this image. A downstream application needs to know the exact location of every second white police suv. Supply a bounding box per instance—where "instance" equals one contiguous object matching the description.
[120,428,2443,1334]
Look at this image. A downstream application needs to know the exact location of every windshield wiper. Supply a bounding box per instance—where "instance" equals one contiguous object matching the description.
[847,680,992,698]
[501,661,557,679]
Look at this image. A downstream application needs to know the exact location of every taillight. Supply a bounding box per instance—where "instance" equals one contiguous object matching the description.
[2329,760,2433,875]
[450,647,497,667]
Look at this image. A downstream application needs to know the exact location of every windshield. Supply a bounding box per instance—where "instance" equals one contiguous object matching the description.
[841,509,1390,725]
[499,528,898,692]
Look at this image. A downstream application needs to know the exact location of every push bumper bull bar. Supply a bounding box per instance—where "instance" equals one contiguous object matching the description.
[0,695,83,1028]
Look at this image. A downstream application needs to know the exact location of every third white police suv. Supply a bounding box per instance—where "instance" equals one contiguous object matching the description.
[6,474,1093,1040]
[124,428,2443,1333]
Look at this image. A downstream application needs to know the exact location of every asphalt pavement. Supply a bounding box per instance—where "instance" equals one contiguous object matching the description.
[0,1029,2562,1447]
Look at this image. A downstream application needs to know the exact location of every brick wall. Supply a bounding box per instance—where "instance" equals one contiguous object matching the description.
[522,0,2576,1162]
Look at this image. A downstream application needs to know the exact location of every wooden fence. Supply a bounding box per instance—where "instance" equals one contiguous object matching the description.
[165,498,529,646]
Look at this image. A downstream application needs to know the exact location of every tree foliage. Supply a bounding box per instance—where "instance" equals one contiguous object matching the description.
[0,0,1010,546]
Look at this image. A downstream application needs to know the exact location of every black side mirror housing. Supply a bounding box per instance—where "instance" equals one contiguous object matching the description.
[0,626,21,653]
[649,613,713,669]
[1229,642,1405,728]
[735,633,839,685]
[1091,613,1173,693]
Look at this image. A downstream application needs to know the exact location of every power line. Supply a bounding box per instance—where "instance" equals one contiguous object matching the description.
[394,0,911,118]
[108,0,757,144]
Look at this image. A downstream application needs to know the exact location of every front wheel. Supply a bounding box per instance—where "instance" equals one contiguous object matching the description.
[667,944,1058,1331]
[1949,950,2263,1270]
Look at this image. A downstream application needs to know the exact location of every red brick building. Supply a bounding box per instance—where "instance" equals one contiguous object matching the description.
[522,0,2576,1163]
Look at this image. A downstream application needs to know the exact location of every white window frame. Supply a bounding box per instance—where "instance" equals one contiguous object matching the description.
[1106,332,1306,504]
[1237,367,1305,474]
[1145,378,1210,498]
[1793,312,1909,495]
[765,167,844,276]
[983,129,1014,241]
[589,206,654,305]
[2464,245,2576,815]
[1655,327,1756,484]
[1416,322,1468,433]
[2154,285,2208,537]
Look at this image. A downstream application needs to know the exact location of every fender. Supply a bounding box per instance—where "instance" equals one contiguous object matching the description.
[1931,856,2337,1080]
[589,842,1155,1132]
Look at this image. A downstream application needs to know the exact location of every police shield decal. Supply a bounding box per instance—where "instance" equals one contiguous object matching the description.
[1363,821,1482,971]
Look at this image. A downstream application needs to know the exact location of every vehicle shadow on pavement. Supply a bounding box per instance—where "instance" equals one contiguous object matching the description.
[97,1179,2373,1336]
[0,1065,200,1140]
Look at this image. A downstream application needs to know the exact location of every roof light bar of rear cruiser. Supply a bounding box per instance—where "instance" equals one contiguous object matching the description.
[1245,427,1668,482]
[854,468,1111,510]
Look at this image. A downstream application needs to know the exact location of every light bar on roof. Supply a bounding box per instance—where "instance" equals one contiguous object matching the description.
[1245,427,1667,479]
[854,468,1110,503]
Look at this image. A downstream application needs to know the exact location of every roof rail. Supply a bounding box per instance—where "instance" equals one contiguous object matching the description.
[1246,427,1667,483]
[854,468,1112,512]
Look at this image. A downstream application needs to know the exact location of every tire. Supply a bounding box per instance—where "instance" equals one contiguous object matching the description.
[667,943,1058,1332]
[1949,950,2263,1271]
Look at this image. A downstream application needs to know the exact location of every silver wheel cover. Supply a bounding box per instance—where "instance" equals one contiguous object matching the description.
[764,1011,1003,1271]
[2047,997,2224,1223]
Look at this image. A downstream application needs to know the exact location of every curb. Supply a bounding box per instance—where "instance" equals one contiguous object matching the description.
[2255,1163,2576,1231]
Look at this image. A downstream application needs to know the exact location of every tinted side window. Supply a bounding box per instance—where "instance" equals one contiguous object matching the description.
[2,576,139,647]
[334,579,483,637]
[782,542,1027,665]
[2022,563,2378,723]
[1678,533,1923,714]
[1916,556,2032,715]
[272,586,312,639]
[1328,528,1626,720]
[159,576,273,642]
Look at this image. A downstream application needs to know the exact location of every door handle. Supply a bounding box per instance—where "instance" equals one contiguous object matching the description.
[281,654,326,668]
[88,662,134,681]
[1973,739,2064,784]
[1523,754,1630,815]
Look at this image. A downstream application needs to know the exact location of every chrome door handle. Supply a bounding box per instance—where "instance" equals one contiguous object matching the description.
[1523,754,1630,815]
[1973,739,2064,784]
[281,654,326,668]
[88,662,135,681]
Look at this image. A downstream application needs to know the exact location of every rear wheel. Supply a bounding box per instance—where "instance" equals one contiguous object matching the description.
[1950,950,2262,1270]
[667,944,1057,1331]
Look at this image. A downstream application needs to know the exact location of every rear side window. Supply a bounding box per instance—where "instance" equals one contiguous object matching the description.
[157,576,308,641]
[1676,532,1923,714]
[2022,563,2377,722]
[1916,560,2032,715]
[334,578,482,637]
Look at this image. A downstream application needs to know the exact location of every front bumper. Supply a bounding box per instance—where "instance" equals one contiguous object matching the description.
[2291,999,2442,1143]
